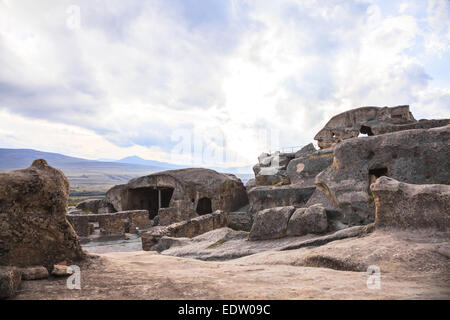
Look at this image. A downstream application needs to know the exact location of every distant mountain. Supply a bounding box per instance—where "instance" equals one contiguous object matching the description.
[0,149,254,192]
[0,149,171,192]
[116,155,253,174]
[0,149,163,172]
[116,155,184,169]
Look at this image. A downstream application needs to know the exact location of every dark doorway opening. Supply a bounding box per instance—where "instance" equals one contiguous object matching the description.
[128,187,174,219]
[368,167,388,204]
[160,188,174,208]
[196,197,212,215]
[360,125,374,136]
[369,167,388,178]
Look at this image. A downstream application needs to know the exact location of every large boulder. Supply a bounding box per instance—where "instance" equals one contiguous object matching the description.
[76,199,102,213]
[19,266,49,280]
[226,211,254,232]
[371,177,449,230]
[253,151,294,186]
[75,199,113,214]
[316,125,450,225]
[294,143,316,158]
[245,178,256,191]
[249,206,295,241]
[0,159,85,271]
[0,266,22,299]
[314,105,449,149]
[286,148,334,187]
[142,211,228,251]
[248,185,315,213]
[287,204,328,236]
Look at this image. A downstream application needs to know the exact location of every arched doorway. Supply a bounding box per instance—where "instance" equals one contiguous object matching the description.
[196,197,212,215]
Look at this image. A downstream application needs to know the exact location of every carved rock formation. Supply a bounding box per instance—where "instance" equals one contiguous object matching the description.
[316,125,450,225]
[371,177,449,230]
[103,168,248,225]
[0,159,85,271]
[314,105,449,149]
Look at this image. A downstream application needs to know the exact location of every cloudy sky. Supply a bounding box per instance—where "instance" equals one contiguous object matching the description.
[0,0,449,167]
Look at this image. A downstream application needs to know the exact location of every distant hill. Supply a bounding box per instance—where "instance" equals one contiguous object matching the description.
[116,155,184,169]
[0,149,253,192]
[116,155,253,175]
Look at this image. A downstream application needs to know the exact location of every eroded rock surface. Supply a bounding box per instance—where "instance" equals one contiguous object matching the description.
[316,125,450,225]
[142,211,228,251]
[287,148,334,187]
[19,266,49,280]
[314,105,449,149]
[249,206,295,241]
[253,152,294,186]
[0,266,21,299]
[0,159,84,271]
[248,185,315,213]
[287,204,328,236]
[371,177,450,230]
[104,168,248,225]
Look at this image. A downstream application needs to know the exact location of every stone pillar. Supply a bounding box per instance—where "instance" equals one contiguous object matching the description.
[158,189,161,210]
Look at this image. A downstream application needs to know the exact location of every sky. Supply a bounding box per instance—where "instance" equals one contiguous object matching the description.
[0,0,449,168]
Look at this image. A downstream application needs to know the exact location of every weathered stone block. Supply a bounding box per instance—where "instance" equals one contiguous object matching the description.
[371,177,450,230]
[287,148,333,187]
[67,214,90,237]
[287,204,328,236]
[19,266,48,280]
[248,185,315,213]
[141,211,228,251]
[0,266,22,299]
[316,125,450,225]
[249,206,295,241]
[0,159,84,271]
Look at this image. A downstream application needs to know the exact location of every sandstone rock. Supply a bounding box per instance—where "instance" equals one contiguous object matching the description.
[371,177,450,230]
[253,151,294,186]
[67,210,152,236]
[294,143,316,158]
[51,264,74,277]
[104,168,248,224]
[0,159,85,271]
[75,199,104,214]
[245,178,256,190]
[314,105,415,149]
[0,266,21,299]
[151,236,192,253]
[314,105,449,149]
[287,148,334,187]
[159,226,370,261]
[159,207,196,226]
[249,206,295,241]
[142,211,228,251]
[305,188,337,210]
[226,211,253,232]
[316,125,450,225]
[287,204,328,236]
[248,185,315,213]
[68,208,82,215]
[281,224,374,251]
[19,266,49,280]
[67,214,90,237]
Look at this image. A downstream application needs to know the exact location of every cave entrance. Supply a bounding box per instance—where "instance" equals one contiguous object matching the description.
[369,167,388,179]
[368,167,388,204]
[128,187,174,219]
[359,125,374,137]
[196,197,212,215]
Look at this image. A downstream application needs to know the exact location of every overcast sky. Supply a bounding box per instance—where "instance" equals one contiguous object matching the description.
[0,0,449,167]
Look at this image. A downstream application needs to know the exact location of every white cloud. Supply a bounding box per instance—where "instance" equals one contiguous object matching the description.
[0,0,449,168]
